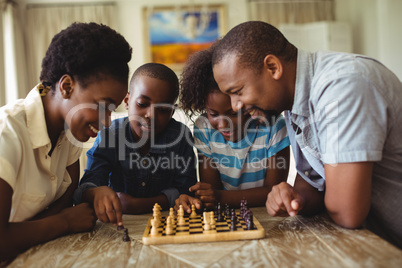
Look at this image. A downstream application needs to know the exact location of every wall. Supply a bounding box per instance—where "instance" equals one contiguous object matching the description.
[335,0,402,80]
[19,0,249,77]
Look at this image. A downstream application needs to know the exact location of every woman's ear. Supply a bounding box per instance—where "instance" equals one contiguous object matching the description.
[123,92,130,110]
[263,55,283,80]
[59,75,74,99]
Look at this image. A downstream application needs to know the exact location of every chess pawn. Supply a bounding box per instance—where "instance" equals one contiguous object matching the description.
[165,216,174,235]
[190,204,197,218]
[150,219,159,236]
[123,228,130,242]
[209,211,216,229]
[169,207,175,222]
[178,206,186,226]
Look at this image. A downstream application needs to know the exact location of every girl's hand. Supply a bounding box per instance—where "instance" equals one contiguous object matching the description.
[190,182,219,210]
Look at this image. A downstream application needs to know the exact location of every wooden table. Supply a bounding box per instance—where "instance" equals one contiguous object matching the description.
[7,207,402,267]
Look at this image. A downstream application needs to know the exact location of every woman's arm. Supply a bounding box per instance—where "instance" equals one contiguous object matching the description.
[0,178,96,260]
[30,161,80,220]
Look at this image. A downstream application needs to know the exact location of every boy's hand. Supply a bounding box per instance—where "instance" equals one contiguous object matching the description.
[60,203,96,233]
[266,182,304,217]
[190,182,218,210]
[174,194,202,214]
[91,186,123,226]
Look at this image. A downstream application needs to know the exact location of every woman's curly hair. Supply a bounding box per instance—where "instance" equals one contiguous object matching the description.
[40,22,132,90]
[179,43,219,120]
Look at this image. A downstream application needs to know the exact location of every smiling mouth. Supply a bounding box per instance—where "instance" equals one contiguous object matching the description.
[220,131,233,137]
[139,121,151,131]
[89,124,99,134]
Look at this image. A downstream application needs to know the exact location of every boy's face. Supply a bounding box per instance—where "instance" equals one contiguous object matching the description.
[213,53,283,122]
[205,90,248,142]
[124,75,175,142]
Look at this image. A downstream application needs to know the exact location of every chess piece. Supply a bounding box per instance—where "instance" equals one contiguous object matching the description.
[203,212,211,231]
[169,207,175,222]
[117,224,124,231]
[165,216,174,235]
[224,204,231,218]
[123,228,130,242]
[245,210,254,230]
[178,205,186,225]
[231,210,237,226]
[190,204,197,218]
[230,218,237,231]
[209,211,216,229]
[150,219,159,236]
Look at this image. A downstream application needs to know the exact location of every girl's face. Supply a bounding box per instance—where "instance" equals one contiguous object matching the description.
[124,75,175,142]
[63,75,128,142]
[205,90,248,142]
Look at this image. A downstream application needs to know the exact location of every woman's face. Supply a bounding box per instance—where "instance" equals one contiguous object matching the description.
[63,75,128,142]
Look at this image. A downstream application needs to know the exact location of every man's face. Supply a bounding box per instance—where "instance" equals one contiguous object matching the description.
[212,54,283,123]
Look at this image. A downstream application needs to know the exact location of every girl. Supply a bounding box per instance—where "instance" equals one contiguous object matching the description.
[175,45,290,213]
[0,22,132,260]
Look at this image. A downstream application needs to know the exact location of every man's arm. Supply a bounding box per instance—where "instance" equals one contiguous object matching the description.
[266,173,325,217]
[324,162,373,228]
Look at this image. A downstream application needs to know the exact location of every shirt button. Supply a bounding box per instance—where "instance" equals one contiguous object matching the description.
[304,171,309,176]
[142,160,147,165]
[141,182,146,187]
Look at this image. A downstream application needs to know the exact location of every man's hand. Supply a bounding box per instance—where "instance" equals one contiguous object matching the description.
[266,182,305,217]
[174,194,202,214]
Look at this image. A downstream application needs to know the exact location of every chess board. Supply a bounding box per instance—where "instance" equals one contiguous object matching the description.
[142,211,265,245]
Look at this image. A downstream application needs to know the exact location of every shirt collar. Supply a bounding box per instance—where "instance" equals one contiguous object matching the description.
[291,49,315,118]
[124,117,167,154]
[23,85,51,149]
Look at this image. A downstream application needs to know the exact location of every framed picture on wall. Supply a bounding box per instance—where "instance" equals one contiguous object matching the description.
[143,4,227,72]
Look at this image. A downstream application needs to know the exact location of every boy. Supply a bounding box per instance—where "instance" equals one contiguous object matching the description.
[211,21,402,248]
[74,63,196,227]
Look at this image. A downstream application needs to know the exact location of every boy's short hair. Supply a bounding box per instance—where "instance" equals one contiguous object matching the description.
[40,22,132,90]
[212,21,297,74]
[130,63,179,103]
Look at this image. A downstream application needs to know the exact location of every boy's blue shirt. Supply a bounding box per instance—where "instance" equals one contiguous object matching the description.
[73,117,196,207]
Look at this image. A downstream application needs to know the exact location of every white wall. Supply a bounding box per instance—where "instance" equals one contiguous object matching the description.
[335,0,402,80]
[19,0,249,77]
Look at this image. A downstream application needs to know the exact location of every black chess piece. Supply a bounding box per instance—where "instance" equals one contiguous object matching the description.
[123,228,130,242]
[230,215,237,231]
[245,210,254,230]
[117,224,125,231]
[224,204,231,218]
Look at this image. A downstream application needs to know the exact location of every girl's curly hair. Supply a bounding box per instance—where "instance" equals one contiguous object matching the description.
[179,43,219,120]
[40,22,132,90]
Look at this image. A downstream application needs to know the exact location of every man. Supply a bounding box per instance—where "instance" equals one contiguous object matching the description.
[211,21,402,248]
